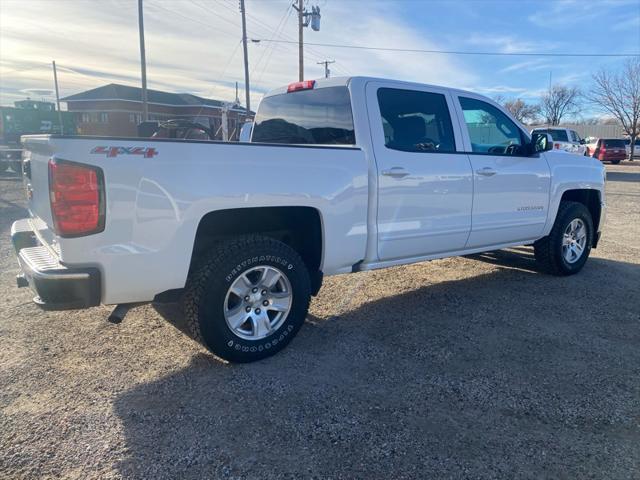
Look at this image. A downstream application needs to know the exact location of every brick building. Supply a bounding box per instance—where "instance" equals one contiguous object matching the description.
[62,83,253,140]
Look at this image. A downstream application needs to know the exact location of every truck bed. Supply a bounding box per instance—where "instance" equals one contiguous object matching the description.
[20,135,369,304]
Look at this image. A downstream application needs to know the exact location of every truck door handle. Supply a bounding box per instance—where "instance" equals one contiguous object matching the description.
[476,167,497,177]
[382,167,410,178]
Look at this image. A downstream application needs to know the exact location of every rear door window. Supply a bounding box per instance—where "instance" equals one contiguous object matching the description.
[252,86,355,145]
[376,88,456,153]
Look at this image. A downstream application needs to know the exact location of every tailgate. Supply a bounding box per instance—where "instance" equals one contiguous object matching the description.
[21,135,58,245]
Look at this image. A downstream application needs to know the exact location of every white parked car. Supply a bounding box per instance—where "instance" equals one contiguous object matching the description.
[531,127,587,156]
[12,76,606,362]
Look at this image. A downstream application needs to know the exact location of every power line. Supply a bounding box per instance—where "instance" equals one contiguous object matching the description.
[253,39,640,58]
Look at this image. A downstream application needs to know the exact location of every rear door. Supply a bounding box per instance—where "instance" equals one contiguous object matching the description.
[365,82,472,261]
[452,94,551,248]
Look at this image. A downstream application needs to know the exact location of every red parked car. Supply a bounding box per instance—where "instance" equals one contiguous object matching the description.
[585,138,627,164]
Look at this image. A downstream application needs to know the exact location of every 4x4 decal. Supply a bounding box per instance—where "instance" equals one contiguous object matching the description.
[91,146,158,158]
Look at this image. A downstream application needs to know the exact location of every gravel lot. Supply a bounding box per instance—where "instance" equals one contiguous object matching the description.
[1,163,639,479]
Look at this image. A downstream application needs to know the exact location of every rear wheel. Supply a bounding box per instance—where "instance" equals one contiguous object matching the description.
[612,159,621,165]
[534,201,593,276]
[182,235,311,362]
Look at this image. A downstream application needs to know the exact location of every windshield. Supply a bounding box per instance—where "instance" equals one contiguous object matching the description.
[252,86,355,145]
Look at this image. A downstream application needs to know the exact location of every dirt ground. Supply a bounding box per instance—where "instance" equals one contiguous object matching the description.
[1,163,639,479]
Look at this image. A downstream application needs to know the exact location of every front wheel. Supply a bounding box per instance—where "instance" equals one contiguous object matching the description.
[534,201,593,276]
[182,235,311,362]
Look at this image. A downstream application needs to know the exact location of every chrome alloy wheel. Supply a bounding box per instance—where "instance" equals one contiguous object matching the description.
[224,265,293,340]
[562,218,587,264]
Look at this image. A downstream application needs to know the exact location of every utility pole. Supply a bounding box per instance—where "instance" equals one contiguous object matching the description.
[52,60,63,134]
[292,2,320,81]
[239,0,251,116]
[317,60,334,78]
[297,0,304,81]
[138,0,149,122]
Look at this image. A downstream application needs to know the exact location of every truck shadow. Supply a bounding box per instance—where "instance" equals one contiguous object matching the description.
[116,251,640,479]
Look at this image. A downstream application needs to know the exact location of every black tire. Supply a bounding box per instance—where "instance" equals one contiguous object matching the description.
[612,159,621,165]
[534,201,594,276]
[182,235,311,362]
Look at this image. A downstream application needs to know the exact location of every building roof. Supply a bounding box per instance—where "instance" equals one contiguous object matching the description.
[62,83,251,113]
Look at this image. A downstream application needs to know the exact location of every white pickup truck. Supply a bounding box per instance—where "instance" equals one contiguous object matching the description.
[12,77,606,362]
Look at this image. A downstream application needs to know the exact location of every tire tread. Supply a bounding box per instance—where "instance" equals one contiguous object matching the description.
[182,235,310,360]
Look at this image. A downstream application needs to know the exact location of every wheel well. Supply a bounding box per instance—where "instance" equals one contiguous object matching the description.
[560,189,602,234]
[190,206,323,293]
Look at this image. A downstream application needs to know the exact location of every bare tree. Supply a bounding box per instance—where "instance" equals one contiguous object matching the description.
[503,98,540,124]
[540,85,581,126]
[586,58,640,160]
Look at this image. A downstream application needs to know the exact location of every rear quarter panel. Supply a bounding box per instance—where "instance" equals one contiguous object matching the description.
[23,136,369,304]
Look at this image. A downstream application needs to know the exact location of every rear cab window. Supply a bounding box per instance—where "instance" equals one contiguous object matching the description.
[252,86,355,145]
[532,129,569,142]
[549,129,569,142]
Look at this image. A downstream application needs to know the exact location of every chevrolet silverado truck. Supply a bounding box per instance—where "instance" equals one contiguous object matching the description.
[11,77,606,362]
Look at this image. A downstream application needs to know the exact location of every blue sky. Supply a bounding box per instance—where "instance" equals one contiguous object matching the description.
[1,0,638,119]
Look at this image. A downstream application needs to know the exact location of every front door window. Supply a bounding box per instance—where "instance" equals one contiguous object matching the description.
[459,97,525,156]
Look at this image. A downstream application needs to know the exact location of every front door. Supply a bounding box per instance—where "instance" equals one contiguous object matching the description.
[366,83,473,261]
[453,94,551,248]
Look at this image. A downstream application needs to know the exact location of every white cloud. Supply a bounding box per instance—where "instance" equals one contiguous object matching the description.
[611,14,640,31]
[528,0,639,28]
[465,34,558,54]
[0,0,476,108]
[499,58,553,73]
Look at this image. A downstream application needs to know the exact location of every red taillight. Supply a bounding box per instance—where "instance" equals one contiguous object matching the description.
[598,144,606,159]
[287,80,315,93]
[554,143,560,149]
[49,159,105,237]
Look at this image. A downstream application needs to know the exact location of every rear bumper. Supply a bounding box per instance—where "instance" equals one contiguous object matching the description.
[11,218,101,310]
[599,155,626,162]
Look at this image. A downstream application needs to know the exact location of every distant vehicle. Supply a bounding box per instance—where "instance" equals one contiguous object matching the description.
[0,99,75,173]
[623,138,639,158]
[531,127,587,156]
[13,76,606,363]
[585,138,627,164]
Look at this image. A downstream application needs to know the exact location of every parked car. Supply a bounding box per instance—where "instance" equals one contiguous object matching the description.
[624,138,639,158]
[12,76,606,363]
[530,127,587,156]
[585,137,627,164]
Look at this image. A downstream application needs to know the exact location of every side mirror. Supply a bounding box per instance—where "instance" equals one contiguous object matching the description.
[579,138,586,145]
[530,132,553,154]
